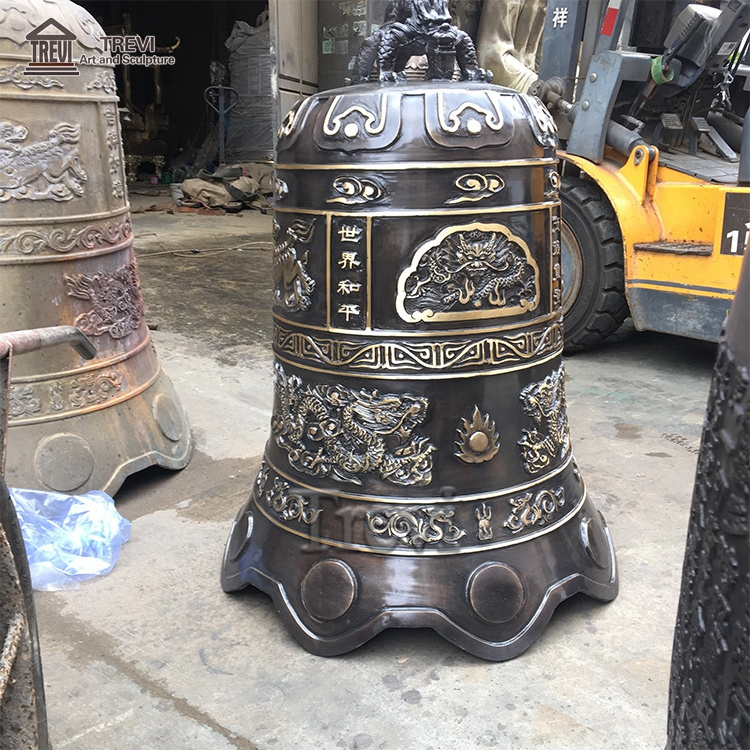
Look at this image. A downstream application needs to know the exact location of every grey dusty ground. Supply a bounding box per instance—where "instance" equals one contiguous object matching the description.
[33,186,717,750]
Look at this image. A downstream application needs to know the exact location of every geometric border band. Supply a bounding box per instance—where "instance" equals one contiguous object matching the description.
[273,319,563,377]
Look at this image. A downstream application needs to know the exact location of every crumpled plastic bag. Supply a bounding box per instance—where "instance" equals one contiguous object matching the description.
[9,487,131,591]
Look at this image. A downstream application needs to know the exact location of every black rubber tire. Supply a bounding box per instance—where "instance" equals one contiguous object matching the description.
[559,176,628,353]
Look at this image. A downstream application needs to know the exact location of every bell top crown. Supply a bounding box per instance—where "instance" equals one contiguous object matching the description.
[0,0,104,51]
[276,0,559,163]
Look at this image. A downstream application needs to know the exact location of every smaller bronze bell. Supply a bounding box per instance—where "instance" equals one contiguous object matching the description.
[0,0,192,495]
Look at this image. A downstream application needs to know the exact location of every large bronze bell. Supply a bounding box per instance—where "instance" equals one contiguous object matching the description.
[222,6,617,660]
[0,0,192,495]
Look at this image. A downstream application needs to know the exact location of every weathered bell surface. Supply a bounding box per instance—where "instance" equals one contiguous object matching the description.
[222,6,617,660]
[0,1,192,495]
[666,255,749,749]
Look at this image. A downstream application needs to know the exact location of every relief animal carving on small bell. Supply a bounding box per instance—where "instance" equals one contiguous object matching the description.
[222,0,617,660]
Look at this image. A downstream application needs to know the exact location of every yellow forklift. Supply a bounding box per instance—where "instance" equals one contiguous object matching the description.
[530,0,750,350]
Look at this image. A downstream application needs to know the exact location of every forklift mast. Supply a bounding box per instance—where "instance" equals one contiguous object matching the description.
[538,0,750,168]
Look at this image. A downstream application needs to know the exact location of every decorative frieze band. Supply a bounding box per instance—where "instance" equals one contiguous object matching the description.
[252,459,581,555]
[0,215,131,256]
[273,320,562,375]
[0,63,62,90]
[7,337,156,425]
[8,365,135,424]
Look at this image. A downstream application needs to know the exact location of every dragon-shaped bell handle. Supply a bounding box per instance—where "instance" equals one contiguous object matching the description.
[349,0,492,84]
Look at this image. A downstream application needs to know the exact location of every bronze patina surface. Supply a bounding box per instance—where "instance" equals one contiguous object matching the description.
[222,3,617,660]
[0,0,192,495]
[666,255,749,749]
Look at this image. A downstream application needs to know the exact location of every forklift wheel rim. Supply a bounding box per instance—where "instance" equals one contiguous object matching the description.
[560,218,584,319]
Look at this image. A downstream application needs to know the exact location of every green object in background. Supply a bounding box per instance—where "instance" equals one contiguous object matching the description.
[651,55,675,85]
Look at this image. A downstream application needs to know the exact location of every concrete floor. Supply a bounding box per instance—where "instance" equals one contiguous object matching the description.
[33,187,717,749]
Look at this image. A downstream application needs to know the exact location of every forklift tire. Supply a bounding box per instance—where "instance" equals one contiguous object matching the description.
[559,176,628,352]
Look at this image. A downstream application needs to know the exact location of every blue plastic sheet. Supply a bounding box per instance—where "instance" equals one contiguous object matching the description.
[9,487,131,591]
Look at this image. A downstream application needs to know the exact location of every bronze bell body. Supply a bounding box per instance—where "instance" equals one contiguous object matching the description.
[0,0,192,495]
[222,69,617,659]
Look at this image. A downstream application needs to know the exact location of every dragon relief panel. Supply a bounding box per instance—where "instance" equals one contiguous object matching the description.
[396,222,539,323]
[273,218,316,313]
[271,363,434,486]
[518,363,571,474]
[0,121,87,201]
[64,261,145,339]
